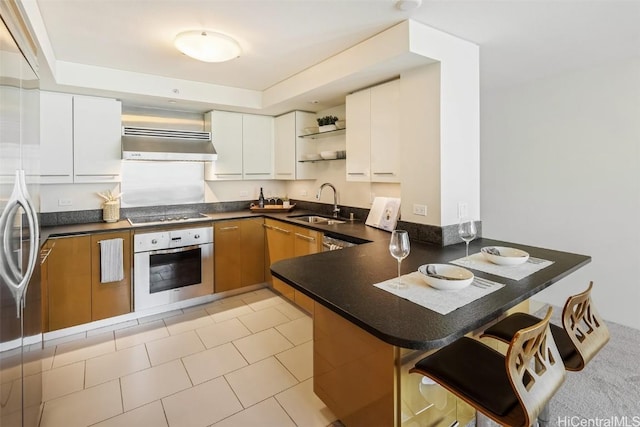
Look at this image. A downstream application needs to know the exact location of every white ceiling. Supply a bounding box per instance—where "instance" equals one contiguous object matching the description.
[33,0,640,113]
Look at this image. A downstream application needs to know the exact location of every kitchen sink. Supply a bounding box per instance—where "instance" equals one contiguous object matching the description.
[288,214,346,225]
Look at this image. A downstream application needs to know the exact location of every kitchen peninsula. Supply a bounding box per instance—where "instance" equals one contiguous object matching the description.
[270,237,590,426]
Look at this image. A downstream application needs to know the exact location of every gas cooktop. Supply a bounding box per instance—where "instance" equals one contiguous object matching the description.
[127,212,208,226]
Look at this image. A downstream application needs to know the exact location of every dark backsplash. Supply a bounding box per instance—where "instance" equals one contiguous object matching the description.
[40,199,479,246]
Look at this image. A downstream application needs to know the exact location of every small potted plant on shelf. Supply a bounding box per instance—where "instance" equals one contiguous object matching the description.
[282,195,290,209]
[317,115,339,132]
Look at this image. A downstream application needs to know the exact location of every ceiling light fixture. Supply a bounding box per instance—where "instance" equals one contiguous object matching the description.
[174,30,241,63]
[395,0,422,11]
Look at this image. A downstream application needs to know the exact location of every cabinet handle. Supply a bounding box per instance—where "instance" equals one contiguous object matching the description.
[295,233,315,242]
[40,248,53,265]
[75,174,118,179]
[263,223,290,234]
[373,172,395,175]
[347,172,367,176]
[276,173,293,176]
[244,173,270,176]
[218,226,239,231]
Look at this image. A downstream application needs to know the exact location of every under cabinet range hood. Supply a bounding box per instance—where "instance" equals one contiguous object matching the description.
[122,126,217,161]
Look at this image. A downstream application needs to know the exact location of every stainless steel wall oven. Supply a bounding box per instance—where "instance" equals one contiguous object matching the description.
[134,225,213,311]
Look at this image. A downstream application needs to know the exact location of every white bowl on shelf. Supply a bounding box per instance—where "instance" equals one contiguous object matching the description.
[481,246,529,266]
[303,127,319,135]
[320,150,338,160]
[304,153,321,161]
[418,264,474,291]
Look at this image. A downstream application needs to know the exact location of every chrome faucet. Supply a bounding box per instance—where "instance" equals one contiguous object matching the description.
[316,183,340,218]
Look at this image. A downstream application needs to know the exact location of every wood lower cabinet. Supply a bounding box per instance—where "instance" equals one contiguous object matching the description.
[292,227,322,313]
[91,231,132,321]
[265,219,322,313]
[47,235,92,331]
[46,231,132,331]
[214,218,265,292]
[264,219,295,300]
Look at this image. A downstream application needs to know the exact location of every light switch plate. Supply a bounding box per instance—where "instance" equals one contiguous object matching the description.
[413,204,427,216]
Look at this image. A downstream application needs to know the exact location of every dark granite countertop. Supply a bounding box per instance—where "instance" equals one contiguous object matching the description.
[270,237,591,350]
[40,209,391,246]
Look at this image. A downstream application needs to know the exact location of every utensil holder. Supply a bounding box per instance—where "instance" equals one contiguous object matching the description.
[103,201,120,223]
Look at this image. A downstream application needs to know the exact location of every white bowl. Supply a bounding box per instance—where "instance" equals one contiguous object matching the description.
[304,153,321,161]
[320,150,338,160]
[418,264,474,291]
[481,246,529,266]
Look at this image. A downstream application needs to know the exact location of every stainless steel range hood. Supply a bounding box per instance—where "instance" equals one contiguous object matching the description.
[122,126,217,161]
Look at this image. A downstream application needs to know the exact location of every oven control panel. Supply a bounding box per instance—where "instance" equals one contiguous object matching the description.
[134,226,213,252]
[169,227,213,247]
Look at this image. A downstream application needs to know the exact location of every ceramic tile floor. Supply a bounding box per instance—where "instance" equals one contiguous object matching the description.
[39,288,343,427]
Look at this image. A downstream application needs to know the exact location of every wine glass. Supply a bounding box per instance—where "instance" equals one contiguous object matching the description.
[458,218,477,262]
[389,230,410,289]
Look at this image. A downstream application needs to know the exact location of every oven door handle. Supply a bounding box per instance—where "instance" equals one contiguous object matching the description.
[148,245,202,256]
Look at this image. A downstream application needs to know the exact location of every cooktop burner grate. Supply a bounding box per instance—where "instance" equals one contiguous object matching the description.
[127,212,208,226]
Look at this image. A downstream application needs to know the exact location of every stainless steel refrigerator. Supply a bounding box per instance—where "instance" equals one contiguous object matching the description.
[0,9,43,427]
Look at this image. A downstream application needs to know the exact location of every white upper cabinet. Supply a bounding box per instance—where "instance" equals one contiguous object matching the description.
[242,113,273,179]
[274,111,316,180]
[205,111,274,181]
[370,80,400,183]
[40,92,122,184]
[73,95,122,183]
[40,91,73,183]
[346,88,371,182]
[346,79,400,183]
[274,112,295,180]
[205,111,243,179]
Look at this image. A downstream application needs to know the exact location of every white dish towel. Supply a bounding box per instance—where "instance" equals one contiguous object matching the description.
[99,238,124,283]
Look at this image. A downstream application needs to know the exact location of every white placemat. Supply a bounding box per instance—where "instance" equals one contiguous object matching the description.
[450,252,554,281]
[373,272,505,315]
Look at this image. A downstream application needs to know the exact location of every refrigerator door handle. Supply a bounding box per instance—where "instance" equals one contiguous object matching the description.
[0,170,39,318]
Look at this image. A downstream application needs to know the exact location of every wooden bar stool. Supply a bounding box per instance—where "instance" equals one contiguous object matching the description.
[481,282,609,426]
[481,282,609,372]
[409,308,565,427]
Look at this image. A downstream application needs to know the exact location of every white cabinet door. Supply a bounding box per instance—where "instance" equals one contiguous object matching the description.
[370,80,400,183]
[205,111,243,180]
[294,111,317,180]
[73,95,122,183]
[273,111,316,180]
[242,114,273,180]
[40,91,73,183]
[346,89,371,182]
[274,112,295,180]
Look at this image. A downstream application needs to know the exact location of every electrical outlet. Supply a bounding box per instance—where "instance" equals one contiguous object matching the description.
[301,189,308,197]
[413,204,427,216]
[239,190,248,197]
[58,198,72,207]
[458,202,469,219]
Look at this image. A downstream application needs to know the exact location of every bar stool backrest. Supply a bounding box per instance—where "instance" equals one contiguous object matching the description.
[506,308,566,427]
[562,281,610,370]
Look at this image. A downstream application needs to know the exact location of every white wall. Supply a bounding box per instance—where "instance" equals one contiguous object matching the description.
[481,57,640,329]
[400,22,481,227]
